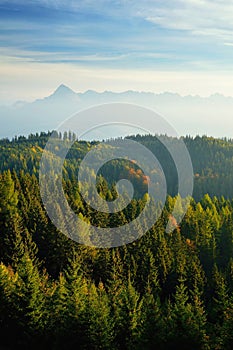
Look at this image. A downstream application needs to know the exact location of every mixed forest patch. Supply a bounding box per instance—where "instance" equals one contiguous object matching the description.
[1,133,233,349]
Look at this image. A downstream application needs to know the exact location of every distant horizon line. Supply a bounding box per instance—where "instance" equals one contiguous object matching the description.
[3,83,233,107]
[1,130,233,143]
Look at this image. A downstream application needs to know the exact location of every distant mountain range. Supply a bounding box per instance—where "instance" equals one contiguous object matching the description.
[1,84,233,139]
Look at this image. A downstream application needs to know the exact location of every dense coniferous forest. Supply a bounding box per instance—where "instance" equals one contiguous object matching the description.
[1,132,233,349]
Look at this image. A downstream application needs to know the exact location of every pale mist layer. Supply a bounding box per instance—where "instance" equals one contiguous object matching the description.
[1,84,233,139]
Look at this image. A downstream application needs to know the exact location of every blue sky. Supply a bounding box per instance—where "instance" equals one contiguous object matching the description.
[1,0,233,102]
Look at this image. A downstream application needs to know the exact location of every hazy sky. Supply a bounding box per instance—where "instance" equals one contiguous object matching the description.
[1,0,233,103]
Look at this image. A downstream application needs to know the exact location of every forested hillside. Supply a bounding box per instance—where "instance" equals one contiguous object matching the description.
[1,133,233,349]
[1,132,233,200]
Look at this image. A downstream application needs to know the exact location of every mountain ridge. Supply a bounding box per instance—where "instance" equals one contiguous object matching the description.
[1,84,233,139]
[8,84,233,108]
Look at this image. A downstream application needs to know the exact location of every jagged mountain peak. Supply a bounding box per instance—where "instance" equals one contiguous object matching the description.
[52,84,76,96]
